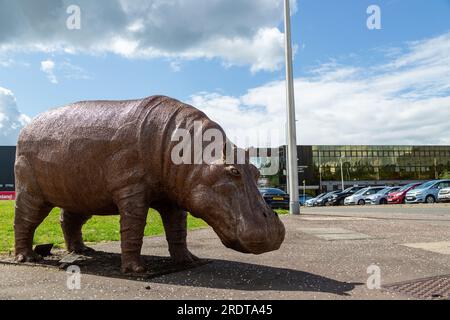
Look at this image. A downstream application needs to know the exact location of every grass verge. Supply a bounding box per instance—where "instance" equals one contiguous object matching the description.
[0,201,207,254]
[0,201,288,254]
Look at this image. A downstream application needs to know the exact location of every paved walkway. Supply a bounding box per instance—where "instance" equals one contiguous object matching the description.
[1,204,450,300]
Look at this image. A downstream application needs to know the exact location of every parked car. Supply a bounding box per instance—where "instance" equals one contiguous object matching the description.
[305,193,324,207]
[299,194,314,206]
[438,187,450,203]
[405,180,450,204]
[327,186,367,206]
[365,186,401,205]
[315,191,340,206]
[259,188,290,209]
[387,182,422,204]
[344,186,386,205]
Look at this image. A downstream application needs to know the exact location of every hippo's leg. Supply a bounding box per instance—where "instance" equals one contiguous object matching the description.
[159,204,199,264]
[60,209,93,254]
[114,186,148,274]
[14,192,52,262]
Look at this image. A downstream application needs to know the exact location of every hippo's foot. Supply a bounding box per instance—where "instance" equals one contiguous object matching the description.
[15,251,43,263]
[170,248,200,264]
[68,244,96,255]
[121,260,146,274]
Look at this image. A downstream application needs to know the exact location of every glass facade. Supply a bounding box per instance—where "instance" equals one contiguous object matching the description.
[274,146,450,192]
[312,146,450,181]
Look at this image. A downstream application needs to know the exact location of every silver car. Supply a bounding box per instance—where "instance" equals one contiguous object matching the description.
[438,187,450,203]
[365,186,401,205]
[406,180,450,204]
[344,186,387,205]
[305,193,326,207]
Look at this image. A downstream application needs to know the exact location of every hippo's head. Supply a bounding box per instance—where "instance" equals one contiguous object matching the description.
[186,159,285,255]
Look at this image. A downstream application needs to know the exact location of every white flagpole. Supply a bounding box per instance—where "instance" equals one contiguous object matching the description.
[284,0,300,215]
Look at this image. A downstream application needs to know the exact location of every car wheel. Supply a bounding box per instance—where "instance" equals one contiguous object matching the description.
[425,195,435,204]
[380,198,387,205]
[339,199,345,206]
[358,199,365,205]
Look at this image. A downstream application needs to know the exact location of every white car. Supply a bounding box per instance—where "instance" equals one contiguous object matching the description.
[438,187,450,203]
[344,186,386,205]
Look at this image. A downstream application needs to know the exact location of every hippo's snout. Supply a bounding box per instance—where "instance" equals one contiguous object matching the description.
[223,211,286,255]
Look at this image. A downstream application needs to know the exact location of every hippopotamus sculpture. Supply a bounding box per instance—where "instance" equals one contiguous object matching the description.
[14,95,285,273]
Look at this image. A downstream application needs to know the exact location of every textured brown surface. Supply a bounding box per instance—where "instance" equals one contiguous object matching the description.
[14,95,285,273]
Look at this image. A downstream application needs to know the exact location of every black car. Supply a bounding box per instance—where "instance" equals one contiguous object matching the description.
[327,186,367,206]
[259,188,290,210]
[314,191,340,206]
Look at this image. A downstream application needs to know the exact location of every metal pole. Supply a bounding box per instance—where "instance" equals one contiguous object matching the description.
[318,149,322,192]
[434,158,438,179]
[285,127,289,193]
[284,0,300,215]
[340,157,345,191]
[303,180,306,201]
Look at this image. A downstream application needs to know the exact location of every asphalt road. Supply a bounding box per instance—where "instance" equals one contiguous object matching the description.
[1,204,449,300]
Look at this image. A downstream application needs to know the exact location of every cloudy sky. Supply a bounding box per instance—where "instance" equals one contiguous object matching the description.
[1,0,450,146]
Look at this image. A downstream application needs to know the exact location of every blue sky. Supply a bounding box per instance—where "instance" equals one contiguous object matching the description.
[1,0,450,146]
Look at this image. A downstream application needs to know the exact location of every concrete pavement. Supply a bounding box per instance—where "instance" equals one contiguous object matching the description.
[1,204,449,300]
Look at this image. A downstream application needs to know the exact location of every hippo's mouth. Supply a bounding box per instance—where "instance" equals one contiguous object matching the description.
[221,238,251,254]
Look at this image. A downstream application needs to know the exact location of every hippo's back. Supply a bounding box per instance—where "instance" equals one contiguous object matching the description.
[15,95,170,211]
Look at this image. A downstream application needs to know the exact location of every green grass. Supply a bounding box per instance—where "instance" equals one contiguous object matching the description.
[0,201,207,254]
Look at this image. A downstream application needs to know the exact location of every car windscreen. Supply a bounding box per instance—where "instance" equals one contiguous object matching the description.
[377,188,391,195]
[354,188,369,195]
[416,181,436,189]
[398,183,416,192]
[366,188,385,195]
[259,188,286,195]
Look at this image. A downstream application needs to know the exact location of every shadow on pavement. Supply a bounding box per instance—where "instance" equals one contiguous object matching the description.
[0,250,361,296]
[151,259,361,296]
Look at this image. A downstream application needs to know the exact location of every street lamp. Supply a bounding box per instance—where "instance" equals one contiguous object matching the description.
[284,0,300,215]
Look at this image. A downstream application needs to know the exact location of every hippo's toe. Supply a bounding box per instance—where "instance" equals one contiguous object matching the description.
[121,261,146,274]
[15,251,43,263]
[170,249,200,264]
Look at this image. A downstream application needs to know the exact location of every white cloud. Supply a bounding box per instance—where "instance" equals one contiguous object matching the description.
[187,32,450,146]
[169,60,182,73]
[0,87,31,146]
[40,59,91,83]
[0,0,297,72]
[41,59,58,84]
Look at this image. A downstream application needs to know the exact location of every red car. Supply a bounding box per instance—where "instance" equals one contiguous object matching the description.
[387,183,422,204]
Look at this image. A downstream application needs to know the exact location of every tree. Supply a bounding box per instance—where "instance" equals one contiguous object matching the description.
[439,171,450,179]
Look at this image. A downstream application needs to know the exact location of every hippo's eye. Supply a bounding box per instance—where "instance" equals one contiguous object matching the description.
[228,167,241,177]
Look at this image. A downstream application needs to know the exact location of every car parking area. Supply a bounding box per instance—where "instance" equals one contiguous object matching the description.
[303,179,450,208]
